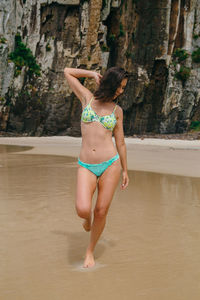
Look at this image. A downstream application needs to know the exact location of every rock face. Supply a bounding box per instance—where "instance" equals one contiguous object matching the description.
[0,0,200,136]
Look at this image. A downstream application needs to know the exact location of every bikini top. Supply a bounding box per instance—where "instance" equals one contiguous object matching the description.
[81,97,117,131]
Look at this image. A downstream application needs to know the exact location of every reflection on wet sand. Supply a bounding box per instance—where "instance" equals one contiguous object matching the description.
[0,144,33,153]
[0,145,200,300]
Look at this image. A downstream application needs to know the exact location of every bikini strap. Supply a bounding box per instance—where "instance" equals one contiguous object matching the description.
[89,96,94,104]
[113,99,118,113]
[113,104,117,113]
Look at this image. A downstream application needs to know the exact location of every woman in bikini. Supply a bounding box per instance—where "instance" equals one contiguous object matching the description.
[64,66,129,268]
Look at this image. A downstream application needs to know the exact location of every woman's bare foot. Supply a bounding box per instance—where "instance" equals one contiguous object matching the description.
[82,217,91,232]
[83,251,95,268]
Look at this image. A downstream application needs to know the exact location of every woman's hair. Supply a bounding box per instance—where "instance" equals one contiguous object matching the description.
[94,67,129,102]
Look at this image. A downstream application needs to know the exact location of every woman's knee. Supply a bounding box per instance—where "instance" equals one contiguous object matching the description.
[94,205,108,219]
[76,203,91,219]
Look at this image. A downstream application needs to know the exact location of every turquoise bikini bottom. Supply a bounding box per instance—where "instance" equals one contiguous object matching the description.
[78,154,119,177]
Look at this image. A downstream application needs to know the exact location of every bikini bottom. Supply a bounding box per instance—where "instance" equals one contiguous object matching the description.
[78,154,119,177]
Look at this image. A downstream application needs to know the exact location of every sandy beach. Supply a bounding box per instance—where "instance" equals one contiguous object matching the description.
[1,138,200,300]
[0,136,199,177]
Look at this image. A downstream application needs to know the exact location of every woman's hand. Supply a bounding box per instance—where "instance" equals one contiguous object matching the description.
[93,72,102,86]
[121,171,129,190]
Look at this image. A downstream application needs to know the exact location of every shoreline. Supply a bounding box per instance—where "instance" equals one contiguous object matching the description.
[0,136,200,178]
[1,131,200,140]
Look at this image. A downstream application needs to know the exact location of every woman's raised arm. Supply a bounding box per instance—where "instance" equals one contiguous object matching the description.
[64,68,102,105]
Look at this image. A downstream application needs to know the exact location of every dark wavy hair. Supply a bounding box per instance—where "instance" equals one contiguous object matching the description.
[94,67,129,102]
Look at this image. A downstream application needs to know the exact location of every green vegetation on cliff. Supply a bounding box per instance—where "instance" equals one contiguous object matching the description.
[173,48,189,62]
[173,48,190,84]
[192,48,200,63]
[9,33,41,77]
[190,121,200,131]
[0,37,7,44]
[175,66,191,84]
[119,23,125,37]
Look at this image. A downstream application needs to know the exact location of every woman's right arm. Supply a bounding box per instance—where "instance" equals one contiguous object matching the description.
[64,68,102,105]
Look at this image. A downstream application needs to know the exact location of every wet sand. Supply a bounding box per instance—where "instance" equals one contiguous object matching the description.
[0,140,200,299]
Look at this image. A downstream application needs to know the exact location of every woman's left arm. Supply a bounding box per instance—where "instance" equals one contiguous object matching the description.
[113,106,129,190]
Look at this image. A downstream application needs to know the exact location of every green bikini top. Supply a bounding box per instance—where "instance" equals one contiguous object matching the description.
[81,97,117,131]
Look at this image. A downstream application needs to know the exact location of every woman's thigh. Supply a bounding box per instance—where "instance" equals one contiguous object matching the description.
[76,166,97,212]
[95,160,121,214]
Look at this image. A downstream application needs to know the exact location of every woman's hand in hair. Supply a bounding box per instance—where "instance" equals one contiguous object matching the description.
[93,72,102,86]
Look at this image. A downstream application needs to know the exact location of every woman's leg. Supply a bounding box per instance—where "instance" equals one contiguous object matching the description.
[76,166,97,232]
[84,160,121,268]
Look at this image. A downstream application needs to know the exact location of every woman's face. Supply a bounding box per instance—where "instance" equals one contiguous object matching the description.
[114,78,128,99]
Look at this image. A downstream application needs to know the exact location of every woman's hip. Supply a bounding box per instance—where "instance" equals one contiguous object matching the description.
[78,154,120,177]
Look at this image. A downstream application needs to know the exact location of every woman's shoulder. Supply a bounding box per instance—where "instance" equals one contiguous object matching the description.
[115,104,123,114]
[113,104,123,122]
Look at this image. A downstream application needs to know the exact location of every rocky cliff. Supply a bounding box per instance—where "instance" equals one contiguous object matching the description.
[0,0,200,136]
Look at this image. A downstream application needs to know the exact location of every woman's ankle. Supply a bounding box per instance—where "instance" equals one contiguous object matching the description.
[86,246,94,255]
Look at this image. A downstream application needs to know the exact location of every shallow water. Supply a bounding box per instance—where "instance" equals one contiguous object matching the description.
[0,144,200,300]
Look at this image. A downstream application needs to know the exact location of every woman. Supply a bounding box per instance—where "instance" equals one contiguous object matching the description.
[64,66,129,268]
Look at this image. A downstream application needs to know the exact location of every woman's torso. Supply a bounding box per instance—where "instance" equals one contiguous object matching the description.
[79,96,118,163]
